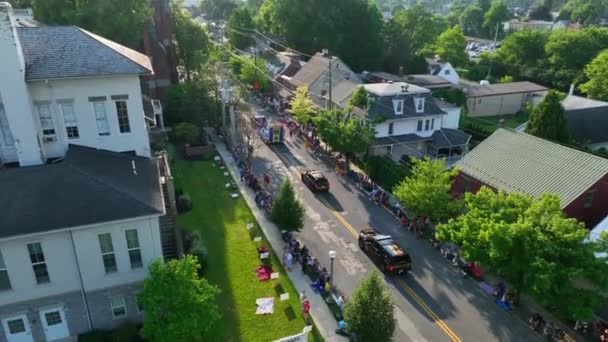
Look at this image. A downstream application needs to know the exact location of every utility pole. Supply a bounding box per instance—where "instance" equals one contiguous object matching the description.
[328,58,333,110]
[254,48,257,87]
[486,22,500,81]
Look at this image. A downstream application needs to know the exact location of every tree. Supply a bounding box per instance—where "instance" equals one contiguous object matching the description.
[483,1,509,38]
[344,271,395,342]
[139,256,221,342]
[384,5,448,73]
[8,0,33,7]
[166,78,219,126]
[529,0,553,20]
[199,0,237,20]
[525,90,570,144]
[33,0,152,48]
[314,109,375,168]
[349,86,368,110]
[436,188,608,320]
[459,5,484,37]
[431,26,468,68]
[172,122,201,145]
[580,49,608,101]
[393,158,461,222]
[496,30,549,68]
[172,1,210,82]
[289,86,316,125]
[239,56,271,91]
[270,180,305,232]
[228,7,254,49]
[561,0,604,26]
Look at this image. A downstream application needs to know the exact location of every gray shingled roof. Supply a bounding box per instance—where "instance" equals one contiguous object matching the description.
[464,81,548,97]
[17,26,152,80]
[561,96,608,144]
[432,128,471,148]
[457,129,608,208]
[0,145,164,239]
[367,93,446,120]
[290,53,330,88]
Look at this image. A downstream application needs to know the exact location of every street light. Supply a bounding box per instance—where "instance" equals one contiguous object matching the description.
[329,250,337,287]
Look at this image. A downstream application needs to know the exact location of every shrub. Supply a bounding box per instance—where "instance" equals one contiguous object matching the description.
[363,155,410,192]
[184,231,208,276]
[171,122,200,145]
[112,322,143,341]
[177,193,193,213]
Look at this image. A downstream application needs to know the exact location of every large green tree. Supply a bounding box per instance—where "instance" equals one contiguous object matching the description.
[561,0,604,26]
[349,86,368,110]
[270,180,305,232]
[289,86,316,124]
[33,0,152,48]
[139,255,221,341]
[459,5,484,37]
[199,0,237,20]
[228,7,255,49]
[483,1,509,38]
[525,90,570,144]
[384,5,448,73]
[314,109,375,168]
[436,188,608,320]
[430,26,468,68]
[166,77,218,126]
[172,1,210,82]
[344,271,396,342]
[580,49,608,101]
[238,56,271,91]
[255,0,384,71]
[393,158,461,222]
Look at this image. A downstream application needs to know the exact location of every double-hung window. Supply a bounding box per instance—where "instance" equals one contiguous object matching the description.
[27,243,50,284]
[98,233,117,273]
[388,122,394,136]
[115,101,131,133]
[417,120,423,132]
[111,297,127,318]
[0,249,11,290]
[59,101,79,139]
[425,119,431,131]
[36,103,56,142]
[92,101,110,136]
[0,105,14,146]
[125,229,142,269]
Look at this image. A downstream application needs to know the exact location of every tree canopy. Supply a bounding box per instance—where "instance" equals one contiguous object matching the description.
[459,5,484,37]
[393,158,461,222]
[580,49,608,101]
[525,90,570,144]
[33,0,152,48]
[289,86,316,125]
[270,180,305,232]
[349,86,369,110]
[344,271,396,342]
[482,1,509,38]
[228,7,255,49]
[139,255,221,341]
[255,0,384,71]
[314,109,375,165]
[199,0,237,20]
[172,2,210,82]
[436,188,608,320]
[430,25,468,68]
[238,56,271,92]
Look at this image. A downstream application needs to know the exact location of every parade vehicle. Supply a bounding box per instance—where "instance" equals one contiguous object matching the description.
[300,170,330,192]
[358,229,412,274]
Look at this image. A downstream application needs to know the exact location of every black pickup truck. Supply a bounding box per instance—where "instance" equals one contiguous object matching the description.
[358,229,412,274]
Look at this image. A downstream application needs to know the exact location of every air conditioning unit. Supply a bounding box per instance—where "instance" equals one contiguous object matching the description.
[42,136,56,143]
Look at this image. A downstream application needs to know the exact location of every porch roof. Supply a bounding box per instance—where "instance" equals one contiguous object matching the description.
[432,129,472,148]
[373,133,429,147]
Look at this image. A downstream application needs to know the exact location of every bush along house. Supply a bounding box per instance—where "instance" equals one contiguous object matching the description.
[0,3,179,340]
[360,82,471,166]
[453,129,608,228]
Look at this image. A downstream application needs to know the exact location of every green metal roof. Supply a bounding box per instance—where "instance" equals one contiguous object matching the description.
[457,129,608,208]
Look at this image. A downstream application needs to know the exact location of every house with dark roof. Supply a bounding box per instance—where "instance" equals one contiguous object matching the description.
[462,81,548,117]
[361,82,471,165]
[425,56,459,85]
[0,3,175,340]
[288,50,361,108]
[364,71,453,90]
[452,129,608,228]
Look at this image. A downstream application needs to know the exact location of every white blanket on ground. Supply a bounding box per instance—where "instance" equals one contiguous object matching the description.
[255,297,275,315]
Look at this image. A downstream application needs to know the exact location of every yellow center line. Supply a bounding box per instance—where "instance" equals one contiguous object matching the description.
[318,196,462,342]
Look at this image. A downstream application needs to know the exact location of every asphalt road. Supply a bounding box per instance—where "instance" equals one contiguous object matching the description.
[240,102,540,342]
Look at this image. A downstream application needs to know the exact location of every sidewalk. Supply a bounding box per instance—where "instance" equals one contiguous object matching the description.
[214,139,345,342]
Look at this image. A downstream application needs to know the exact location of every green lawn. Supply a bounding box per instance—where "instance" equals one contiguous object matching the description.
[172,156,323,342]
[461,112,528,133]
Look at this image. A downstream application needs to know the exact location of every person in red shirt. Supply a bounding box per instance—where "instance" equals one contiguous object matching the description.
[302,299,311,321]
[264,173,270,188]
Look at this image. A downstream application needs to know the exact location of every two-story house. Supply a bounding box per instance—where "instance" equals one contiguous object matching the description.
[363,82,471,164]
[0,3,170,341]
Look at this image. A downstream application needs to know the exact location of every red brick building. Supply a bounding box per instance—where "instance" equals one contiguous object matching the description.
[452,129,608,228]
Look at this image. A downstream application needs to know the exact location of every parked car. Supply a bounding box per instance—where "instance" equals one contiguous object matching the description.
[358,229,412,274]
[300,170,330,192]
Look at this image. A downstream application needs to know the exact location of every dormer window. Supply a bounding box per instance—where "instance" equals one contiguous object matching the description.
[414,97,425,113]
[393,99,404,115]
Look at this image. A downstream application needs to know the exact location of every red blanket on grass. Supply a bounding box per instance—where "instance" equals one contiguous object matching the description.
[256,265,273,281]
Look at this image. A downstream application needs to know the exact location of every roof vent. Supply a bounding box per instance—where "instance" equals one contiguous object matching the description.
[480,80,490,86]
[401,84,408,93]
[321,48,329,56]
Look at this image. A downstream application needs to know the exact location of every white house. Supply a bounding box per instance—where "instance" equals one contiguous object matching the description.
[363,82,471,164]
[425,57,459,85]
[0,3,168,341]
